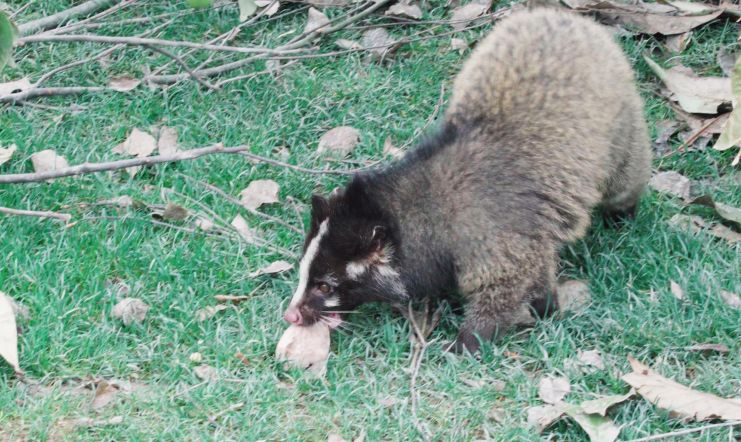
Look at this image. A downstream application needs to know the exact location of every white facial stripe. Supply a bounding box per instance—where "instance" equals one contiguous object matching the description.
[346,261,368,279]
[324,296,340,308]
[376,264,399,278]
[290,219,329,308]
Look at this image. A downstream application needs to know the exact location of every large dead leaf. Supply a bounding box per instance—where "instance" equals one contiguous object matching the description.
[31,149,69,175]
[688,195,741,226]
[649,171,691,201]
[558,403,620,442]
[249,260,292,277]
[668,214,741,244]
[528,393,630,441]
[239,0,258,21]
[714,55,741,153]
[645,56,731,114]
[385,1,422,20]
[231,215,257,244]
[0,77,31,96]
[111,298,150,325]
[304,7,329,34]
[557,280,591,314]
[538,376,571,404]
[0,143,16,166]
[0,292,20,373]
[108,76,140,92]
[91,380,119,411]
[719,290,741,309]
[335,39,362,50]
[450,2,489,31]
[580,390,635,416]
[239,179,280,210]
[276,322,330,377]
[112,128,157,177]
[450,37,468,55]
[157,126,179,155]
[578,350,605,370]
[317,126,360,156]
[361,28,396,59]
[622,357,741,421]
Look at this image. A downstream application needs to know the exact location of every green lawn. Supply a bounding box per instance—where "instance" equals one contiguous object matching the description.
[1,1,739,441]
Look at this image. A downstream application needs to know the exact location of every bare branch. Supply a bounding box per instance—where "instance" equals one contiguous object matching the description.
[144,44,218,90]
[17,0,119,36]
[626,421,741,442]
[0,86,106,104]
[238,151,377,175]
[0,144,248,184]
[0,206,72,223]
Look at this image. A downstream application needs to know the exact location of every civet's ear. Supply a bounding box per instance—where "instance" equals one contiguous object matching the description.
[371,225,386,251]
[310,194,330,228]
[330,187,344,199]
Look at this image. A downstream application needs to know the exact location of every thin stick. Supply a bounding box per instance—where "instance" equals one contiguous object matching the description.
[0,206,72,223]
[662,115,723,158]
[17,34,306,56]
[0,144,248,184]
[1,86,106,104]
[17,0,118,36]
[626,421,741,442]
[238,151,376,175]
[407,300,442,442]
[9,2,34,20]
[214,60,298,88]
[143,44,218,90]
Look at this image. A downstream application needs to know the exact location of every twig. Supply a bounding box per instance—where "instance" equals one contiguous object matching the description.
[662,115,723,158]
[0,144,248,184]
[17,34,306,56]
[1,86,106,104]
[143,44,218,90]
[9,2,34,20]
[407,299,442,442]
[238,151,376,175]
[0,206,72,223]
[17,0,118,36]
[214,60,298,88]
[626,421,741,442]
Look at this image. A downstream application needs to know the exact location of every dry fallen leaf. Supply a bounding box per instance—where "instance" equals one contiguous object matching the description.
[317,126,360,156]
[195,217,214,231]
[304,7,329,34]
[91,380,119,411]
[160,203,189,221]
[385,1,422,20]
[688,195,741,226]
[0,143,16,167]
[649,171,691,201]
[0,78,31,96]
[231,215,257,244]
[112,128,157,177]
[622,356,741,421]
[239,179,280,210]
[450,2,489,31]
[111,298,150,325]
[538,376,571,405]
[670,280,685,300]
[250,260,293,277]
[645,56,731,114]
[719,290,741,309]
[383,137,403,158]
[579,390,634,416]
[108,76,140,92]
[214,294,252,303]
[157,126,179,155]
[557,280,591,314]
[361,28,396,59]
[527,405,565,433]
[335,39,362,50]
[664,32,690,54]
[195,305,228,321]
[194,364,219,381]
[717,47,736,77]
[653,120,680,155]
[275,322,331,377]
[685,343,730,353]
[714,55,741,155]
[668,214,741,244]
[31,149,69,175]
[0,292,20,373]
[450,37,468,55]
[558,402,620,442]
[578,349,605,370]
[258,0,280,16]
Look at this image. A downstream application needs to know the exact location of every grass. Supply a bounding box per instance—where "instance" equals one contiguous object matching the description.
[1,1,740,440]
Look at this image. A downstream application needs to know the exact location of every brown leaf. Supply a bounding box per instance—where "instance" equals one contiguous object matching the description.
[239,179,280,210]
[194,364,219,381]
[664,32,690,54]
[361,28,396,59]
[195,304,228,321]
[688,195,741,226]
[668,214,741,244]
[714,55,741,151]
[214,294,252,303]
[538,376,571,405]
[0,78,31,96]
[450,37,468,55]
[653,120,680,155]
[317,126,361,156]
[304,7,329,34]
[91,380,119,411]
[558,402,620,442]
[685,343,730,353]
[111,298,150,325]
[645,57,731,114]
[527,405,564,432]
[0,292,20,373]
[622,356,741,421]
[719,290,741,309]
[157,126,179,155]
[249,260,293,277]
[231,215,257,244]
[717,48,736,77]
[160,203,189,221]
[450,3,489,31]
[578,349,605,370]
[0,144,16,167]
[234,351,250,365]
[579,390,634,416]
[670,280,685,300]
[112,128,157,177]
[649,171,691,201]
[31,149,69,175]
[557,280,591,314]
[108,76,140,92]
[385,1,422,20]
[383,137,403,158]
[195,217,214,231]
[275,322,331,377]
[335,39,362,50]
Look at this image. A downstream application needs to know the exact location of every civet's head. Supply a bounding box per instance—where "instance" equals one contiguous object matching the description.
[283,179,407,328]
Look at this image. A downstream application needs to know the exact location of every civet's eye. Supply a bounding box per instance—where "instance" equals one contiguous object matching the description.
[318,282,331,294]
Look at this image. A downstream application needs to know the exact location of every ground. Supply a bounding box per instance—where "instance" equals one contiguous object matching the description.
[0,1,740,441]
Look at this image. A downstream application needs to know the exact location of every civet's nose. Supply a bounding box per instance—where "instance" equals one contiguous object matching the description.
[283,306,302,325]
